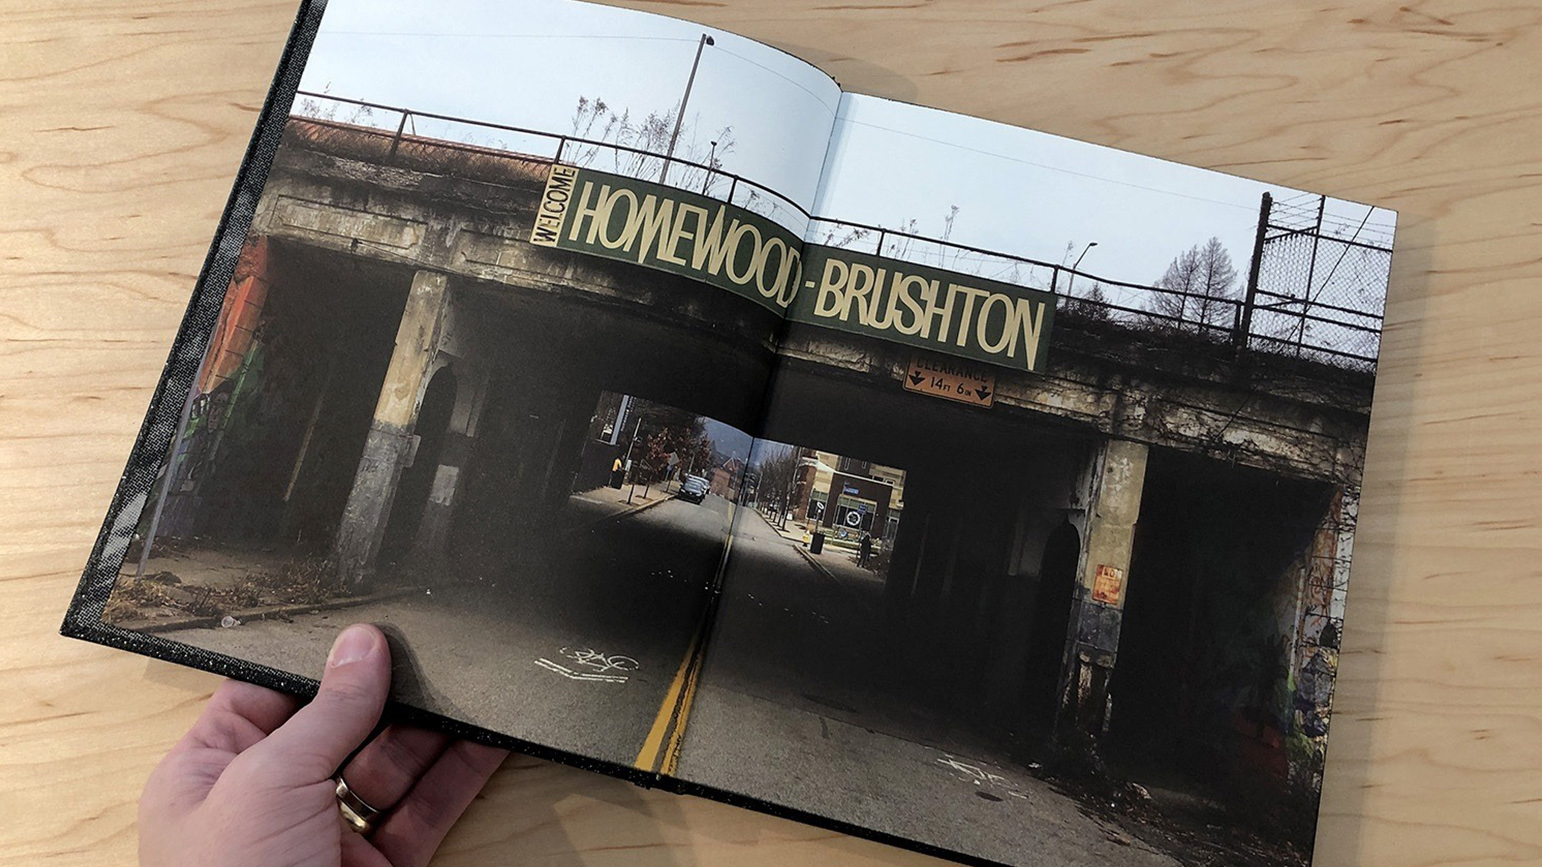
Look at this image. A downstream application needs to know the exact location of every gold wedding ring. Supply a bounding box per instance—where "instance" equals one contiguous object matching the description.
[335,776,383,836]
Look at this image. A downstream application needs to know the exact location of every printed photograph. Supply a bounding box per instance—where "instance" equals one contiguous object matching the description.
[85,2,1398,866]
[674,93,1395,867]
[97,0,832,769]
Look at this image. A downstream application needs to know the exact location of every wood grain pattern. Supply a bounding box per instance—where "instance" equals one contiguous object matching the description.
[3,1,1540,865]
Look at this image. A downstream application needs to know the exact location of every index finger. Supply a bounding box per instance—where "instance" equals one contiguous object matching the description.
[185,680,299,755]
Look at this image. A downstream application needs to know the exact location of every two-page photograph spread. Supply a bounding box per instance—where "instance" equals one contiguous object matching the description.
[61,1,1398,865]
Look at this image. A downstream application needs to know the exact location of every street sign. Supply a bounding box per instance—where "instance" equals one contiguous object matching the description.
[1092,564,1126,605]
[902,354,997,407]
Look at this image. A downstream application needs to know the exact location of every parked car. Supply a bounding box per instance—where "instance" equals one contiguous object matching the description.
[678,474,709,504]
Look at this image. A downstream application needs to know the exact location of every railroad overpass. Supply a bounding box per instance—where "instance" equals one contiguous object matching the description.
[183,116,1374,799]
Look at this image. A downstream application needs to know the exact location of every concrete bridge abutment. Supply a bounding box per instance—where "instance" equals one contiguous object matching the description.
[333,269,451,588]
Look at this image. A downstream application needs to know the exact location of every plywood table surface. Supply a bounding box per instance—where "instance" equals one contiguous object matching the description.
[3,1,1540,865]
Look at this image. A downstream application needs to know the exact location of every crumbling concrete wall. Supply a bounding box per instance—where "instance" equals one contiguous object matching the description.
[778,326,1368,487]
[1063,440,1149,735]
[250,139,781,362]
[332,270,449,587]
[404,296,496,564]
[1285,484,1356,791]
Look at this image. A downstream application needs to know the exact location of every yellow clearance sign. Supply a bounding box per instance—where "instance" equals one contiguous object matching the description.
[529,164,803,314]
[903,355,997,407]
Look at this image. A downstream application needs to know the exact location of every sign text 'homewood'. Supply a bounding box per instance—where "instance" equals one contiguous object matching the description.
[530,166,1055,373]
[530,165,802,314]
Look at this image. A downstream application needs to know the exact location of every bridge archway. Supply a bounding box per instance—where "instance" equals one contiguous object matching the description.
[749,362,1102,734]
[1026,518,1080,731]
[381,365,457,564]
[1107,452,1336,800]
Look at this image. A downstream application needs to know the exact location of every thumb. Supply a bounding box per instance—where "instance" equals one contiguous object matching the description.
[255,624,391,782]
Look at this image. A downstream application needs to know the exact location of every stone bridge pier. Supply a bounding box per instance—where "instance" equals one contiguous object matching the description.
[1062,439,1148,737]
[333,269,451,586]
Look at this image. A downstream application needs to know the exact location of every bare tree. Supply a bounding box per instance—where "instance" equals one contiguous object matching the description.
[751,442,801,517]
[1064,281,1111,321]
[1148,237,1238,334]
[565,95,736,199]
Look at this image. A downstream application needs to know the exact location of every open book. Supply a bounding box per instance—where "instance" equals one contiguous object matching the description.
[62,2,1396,865]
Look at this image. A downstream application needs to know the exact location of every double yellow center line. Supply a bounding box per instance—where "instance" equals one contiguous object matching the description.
[634,607,710,776]
[636,504,741,777]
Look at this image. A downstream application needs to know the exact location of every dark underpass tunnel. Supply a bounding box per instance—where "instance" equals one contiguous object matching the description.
[179,243,409,554]
[381,365,457,564]
[1109,449,1333,816]
[1024,518,1079,731]
[443,287,772,582]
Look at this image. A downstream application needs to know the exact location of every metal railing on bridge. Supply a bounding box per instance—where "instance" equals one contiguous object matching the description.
[808,198,1389,372]
[290,91,812,235]
[288,93,1389,373]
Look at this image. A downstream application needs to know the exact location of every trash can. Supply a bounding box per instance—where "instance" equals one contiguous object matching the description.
[810,531,825,554]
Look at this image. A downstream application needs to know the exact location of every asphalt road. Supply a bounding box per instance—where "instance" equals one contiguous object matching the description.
[675,511,1180,867]
[159,496,1177,865]
[161,494,734,769]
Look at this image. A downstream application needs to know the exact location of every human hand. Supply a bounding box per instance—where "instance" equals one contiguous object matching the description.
[140,623,508,867]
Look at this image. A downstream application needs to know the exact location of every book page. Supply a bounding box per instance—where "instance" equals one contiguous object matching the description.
[76,0,839,774]
[673,93,1396,867]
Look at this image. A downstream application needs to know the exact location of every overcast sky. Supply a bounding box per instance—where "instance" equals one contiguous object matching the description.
[296,0,840,212]
[812,95,1398,294]
[293,0,1396,299]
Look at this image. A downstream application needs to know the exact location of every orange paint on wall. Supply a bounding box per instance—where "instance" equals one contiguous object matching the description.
[198,235,271,394]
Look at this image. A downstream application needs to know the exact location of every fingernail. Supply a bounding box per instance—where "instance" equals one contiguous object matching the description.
[328,625,378,668]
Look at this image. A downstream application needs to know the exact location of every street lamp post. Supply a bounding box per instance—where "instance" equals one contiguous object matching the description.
[660,33,714,185]
[1066,241,1098,297]
[702,139,718,194]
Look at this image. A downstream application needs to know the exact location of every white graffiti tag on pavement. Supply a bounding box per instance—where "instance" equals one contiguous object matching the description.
[560,646,640,673]
[936,756,1029,800]
[534,646,641,683]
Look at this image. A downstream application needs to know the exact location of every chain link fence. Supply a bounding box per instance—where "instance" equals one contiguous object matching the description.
[1242,192,1394,370]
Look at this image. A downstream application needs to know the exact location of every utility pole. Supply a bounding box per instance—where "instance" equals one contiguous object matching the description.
[659,33,714,185]
[1236,191,1273,353]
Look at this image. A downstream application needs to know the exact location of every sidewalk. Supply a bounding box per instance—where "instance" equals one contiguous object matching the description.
[751,508,885,602]
[564,479,680,530]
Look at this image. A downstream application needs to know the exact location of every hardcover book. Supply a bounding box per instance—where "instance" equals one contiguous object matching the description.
[61,2,1396,865]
